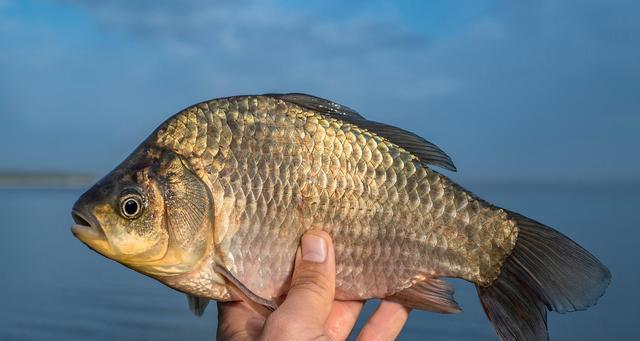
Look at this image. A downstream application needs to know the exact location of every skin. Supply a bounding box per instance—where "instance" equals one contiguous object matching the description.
[217,230,411,341]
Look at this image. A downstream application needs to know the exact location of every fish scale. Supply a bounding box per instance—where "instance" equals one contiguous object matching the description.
[152,95,518,300]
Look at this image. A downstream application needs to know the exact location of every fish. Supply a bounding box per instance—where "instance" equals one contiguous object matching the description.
[71,93,610,340]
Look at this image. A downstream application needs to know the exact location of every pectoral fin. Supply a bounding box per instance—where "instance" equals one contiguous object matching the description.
[213,263,277,318]
[186,294,210,317]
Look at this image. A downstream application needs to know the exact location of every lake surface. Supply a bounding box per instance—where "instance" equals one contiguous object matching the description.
[0,182,637,340]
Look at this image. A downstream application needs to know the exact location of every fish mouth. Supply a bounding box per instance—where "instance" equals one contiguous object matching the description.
[71,210,110,253]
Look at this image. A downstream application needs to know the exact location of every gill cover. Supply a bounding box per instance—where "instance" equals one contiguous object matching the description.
[154,152,214,275]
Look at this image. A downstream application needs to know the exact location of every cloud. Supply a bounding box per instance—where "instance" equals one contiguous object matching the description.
[60,1,424,52]
[54,0,453,100]
[411,0,640,180]
[0,0,638,181]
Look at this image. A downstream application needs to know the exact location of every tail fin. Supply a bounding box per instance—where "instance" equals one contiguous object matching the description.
[477,211,611,341]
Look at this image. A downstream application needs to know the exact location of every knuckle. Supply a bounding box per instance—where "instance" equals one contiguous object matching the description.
[265,312,287,331]
[290,270,332,297]
[262,313,298,340]
[217,324,250,341]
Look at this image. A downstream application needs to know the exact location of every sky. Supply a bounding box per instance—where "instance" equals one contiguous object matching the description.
[0,0,638,182]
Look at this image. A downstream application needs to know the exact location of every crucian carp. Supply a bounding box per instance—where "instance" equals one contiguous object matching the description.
[71,93,610,340]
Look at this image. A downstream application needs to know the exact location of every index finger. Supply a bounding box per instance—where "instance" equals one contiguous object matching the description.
[324,299,364,341]
[216,301,265,341]
[356,300,411,341]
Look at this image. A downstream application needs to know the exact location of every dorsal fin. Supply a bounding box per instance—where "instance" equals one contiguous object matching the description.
[347,120,456,171]
[267,93,456,171]
[267,93,364,118]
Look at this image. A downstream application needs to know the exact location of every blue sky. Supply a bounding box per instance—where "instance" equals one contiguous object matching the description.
[0,0,638,182]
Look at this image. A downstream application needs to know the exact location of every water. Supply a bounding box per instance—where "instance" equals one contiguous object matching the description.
[0,183,637,340]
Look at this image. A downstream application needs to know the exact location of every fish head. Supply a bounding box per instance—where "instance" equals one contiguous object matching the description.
[71,146,213,278]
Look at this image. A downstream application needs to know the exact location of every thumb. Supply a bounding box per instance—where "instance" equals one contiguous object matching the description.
[275,230,335,328]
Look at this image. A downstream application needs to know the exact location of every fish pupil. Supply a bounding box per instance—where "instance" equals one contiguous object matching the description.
[124,199,139,216]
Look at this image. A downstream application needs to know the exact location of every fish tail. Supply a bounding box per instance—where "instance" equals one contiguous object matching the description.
[476,211,611,341]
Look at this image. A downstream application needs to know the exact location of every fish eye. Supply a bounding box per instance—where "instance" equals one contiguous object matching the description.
[120,192,144,219]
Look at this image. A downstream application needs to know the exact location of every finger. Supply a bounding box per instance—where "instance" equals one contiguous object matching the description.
[273,230,335,328]
[216,301,265,341]
[324,300,364,341]
[356,300,411,341]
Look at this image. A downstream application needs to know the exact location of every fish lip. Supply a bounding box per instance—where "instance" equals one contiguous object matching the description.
[70,209,106,241]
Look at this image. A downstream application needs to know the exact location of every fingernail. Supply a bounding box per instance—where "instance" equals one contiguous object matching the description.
[301,234,327,263]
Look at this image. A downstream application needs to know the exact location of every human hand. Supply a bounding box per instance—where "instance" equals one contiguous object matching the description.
[216,230,411,341]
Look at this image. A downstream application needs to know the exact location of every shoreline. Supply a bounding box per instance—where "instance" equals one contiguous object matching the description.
[0,172,96,189]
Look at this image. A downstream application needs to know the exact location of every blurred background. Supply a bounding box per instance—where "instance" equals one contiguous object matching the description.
[0,0,638,340]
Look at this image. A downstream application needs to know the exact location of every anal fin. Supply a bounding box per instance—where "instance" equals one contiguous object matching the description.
[386,278,462,314]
